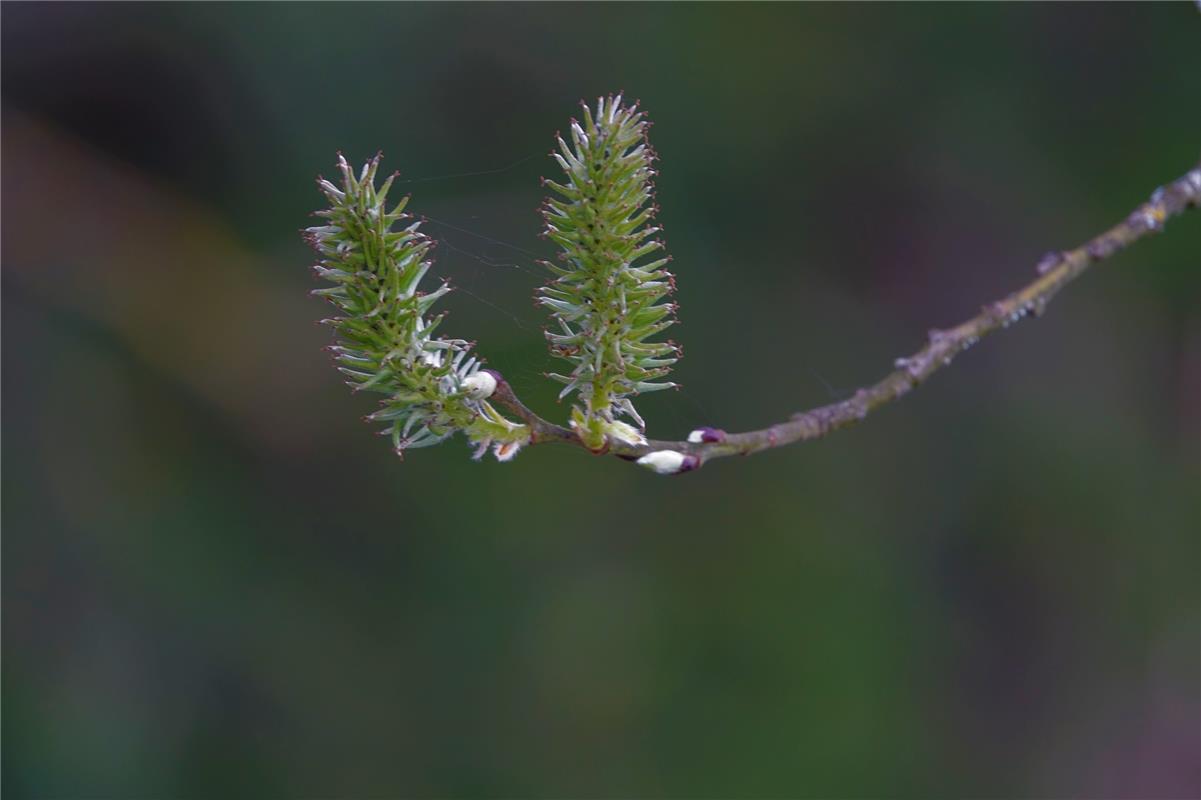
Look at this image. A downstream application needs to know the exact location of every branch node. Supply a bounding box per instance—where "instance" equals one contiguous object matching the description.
[1036,250,1063,275]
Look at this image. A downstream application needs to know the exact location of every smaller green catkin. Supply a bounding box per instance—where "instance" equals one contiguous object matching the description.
[538,94,679,452]
[305,154,528,461]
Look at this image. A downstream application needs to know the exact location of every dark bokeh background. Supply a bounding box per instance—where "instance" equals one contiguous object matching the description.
[3,3,1199,798]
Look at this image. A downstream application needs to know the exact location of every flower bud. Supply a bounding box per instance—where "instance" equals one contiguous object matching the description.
[636,449,699,475]
[687,427,726,443]
[460,371,497,400]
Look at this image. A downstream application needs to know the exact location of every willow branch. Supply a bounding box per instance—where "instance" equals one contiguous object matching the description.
[489,163,1201,472]
[489,373,576,446]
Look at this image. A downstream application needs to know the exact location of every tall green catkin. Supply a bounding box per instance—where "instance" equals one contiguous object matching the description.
[538,94,680,452]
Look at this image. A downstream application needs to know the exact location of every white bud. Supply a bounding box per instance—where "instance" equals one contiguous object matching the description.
[461,371,497,400]
[636,449,688,475]
[687,429,704,443]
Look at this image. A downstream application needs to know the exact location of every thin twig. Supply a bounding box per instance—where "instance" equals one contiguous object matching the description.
[491,164,1201,472]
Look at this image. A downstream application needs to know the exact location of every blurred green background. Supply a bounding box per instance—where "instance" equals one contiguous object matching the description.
[3,3,1199,798]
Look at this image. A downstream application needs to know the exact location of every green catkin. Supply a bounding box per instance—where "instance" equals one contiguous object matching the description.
[306,154,528,460]
[538,95,679,451]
